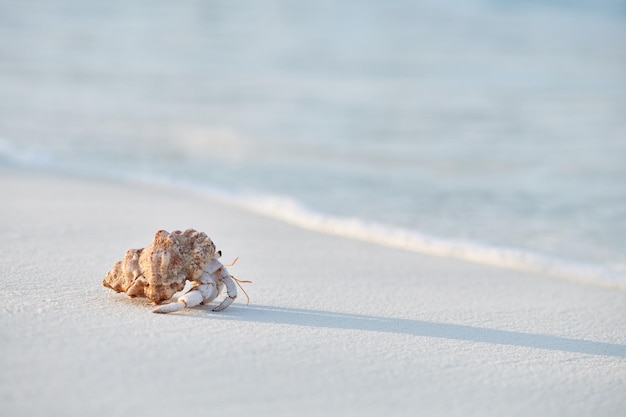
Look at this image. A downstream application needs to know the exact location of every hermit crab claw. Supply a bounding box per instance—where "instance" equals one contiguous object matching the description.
[151,249,251,314]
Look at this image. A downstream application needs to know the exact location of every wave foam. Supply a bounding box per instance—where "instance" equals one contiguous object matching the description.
[233,194,626,291]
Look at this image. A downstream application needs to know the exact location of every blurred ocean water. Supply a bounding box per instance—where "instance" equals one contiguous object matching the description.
[1,0,625,285]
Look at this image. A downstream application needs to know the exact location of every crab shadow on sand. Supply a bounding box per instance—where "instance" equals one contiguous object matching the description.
[183,304,626,358]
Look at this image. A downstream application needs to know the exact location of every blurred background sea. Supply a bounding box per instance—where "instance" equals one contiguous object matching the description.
[1,0,625,285]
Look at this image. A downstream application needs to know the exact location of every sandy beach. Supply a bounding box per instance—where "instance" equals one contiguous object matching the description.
[2,0,625,415]
[0,168,624,416]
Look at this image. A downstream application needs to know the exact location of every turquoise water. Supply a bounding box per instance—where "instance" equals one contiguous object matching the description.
[1,0,625,285]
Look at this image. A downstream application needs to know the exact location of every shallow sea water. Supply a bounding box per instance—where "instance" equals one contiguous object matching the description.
[1,0,625,284]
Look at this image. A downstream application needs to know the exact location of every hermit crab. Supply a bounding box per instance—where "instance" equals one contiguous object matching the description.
[102,229,250,314]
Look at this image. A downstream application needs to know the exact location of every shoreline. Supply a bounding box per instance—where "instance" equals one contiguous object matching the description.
[4,161,624,292]
[1,169,625,416]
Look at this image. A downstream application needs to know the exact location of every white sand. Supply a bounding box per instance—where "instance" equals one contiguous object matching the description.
[1,169,625,417]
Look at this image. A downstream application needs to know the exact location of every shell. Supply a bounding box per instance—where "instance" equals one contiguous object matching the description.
[103,229,216,304]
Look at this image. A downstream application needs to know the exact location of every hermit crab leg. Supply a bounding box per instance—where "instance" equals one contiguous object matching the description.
[152,291,199,314]
[213,274,237,312]
[152,281,216,314]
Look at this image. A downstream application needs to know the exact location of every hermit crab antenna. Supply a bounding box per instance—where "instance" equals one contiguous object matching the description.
[230,275,252,305]
[223,257,239,267]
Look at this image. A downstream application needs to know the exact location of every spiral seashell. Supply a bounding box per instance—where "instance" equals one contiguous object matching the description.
[103,229,216,304]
